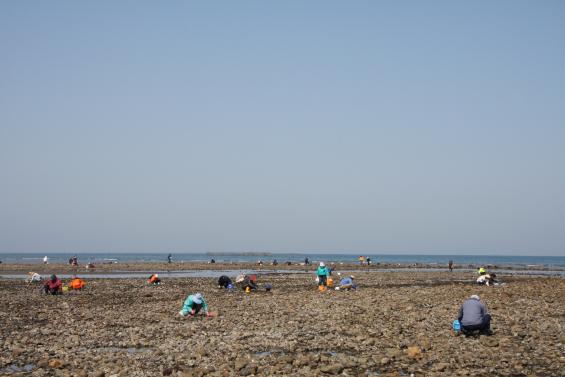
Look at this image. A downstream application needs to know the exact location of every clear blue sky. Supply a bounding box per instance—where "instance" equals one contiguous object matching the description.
[1,1,564,255]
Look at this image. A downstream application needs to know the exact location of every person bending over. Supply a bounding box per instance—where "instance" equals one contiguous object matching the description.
[179,293,209,317]
[218,275,233,289]
[148,274,161,285]
[43,274,62,295]
[68,275,86,290]
[458,295,492,335]
[336,275,357,290]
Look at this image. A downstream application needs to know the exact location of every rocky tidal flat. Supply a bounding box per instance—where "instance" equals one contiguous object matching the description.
[1,271,564,376]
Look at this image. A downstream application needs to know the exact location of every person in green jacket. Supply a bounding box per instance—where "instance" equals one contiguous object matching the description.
[179,293,209,317]
[317,262,329,289]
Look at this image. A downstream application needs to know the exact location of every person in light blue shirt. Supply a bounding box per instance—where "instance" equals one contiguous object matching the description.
[316,262,329,288]
[179,293,209,317]
[336,275,357,290]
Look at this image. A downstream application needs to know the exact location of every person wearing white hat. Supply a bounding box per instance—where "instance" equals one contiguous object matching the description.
[316,262,329,291]
[148,273,161,285]
[179,293,209,317]
[336,275,357,291]
[457,294,492,334]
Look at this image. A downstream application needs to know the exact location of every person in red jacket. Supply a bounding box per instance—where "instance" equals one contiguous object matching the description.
[43,274,62,295]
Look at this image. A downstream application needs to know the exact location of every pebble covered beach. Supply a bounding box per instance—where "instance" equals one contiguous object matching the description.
[1,263,564,376]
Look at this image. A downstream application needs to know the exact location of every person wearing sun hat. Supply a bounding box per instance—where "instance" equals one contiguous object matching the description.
[316,262,329,291]
[457,294,492,335]
[179,293,209,317]
[336,275,357,291]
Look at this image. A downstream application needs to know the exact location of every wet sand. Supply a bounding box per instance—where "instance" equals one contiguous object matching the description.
[1,270,564,376]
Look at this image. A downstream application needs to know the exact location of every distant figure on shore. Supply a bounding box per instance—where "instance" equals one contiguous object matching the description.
[179,293,210,317]
[449,260,453,272]
[86,262,95,270]
[68,275,86,290]
[210,258,216,264]
[272,259,278,266]
[257,260,263,266]
[316,262,329,291]
[286,261,292,266]
[366,257,372,266]
[43,256,48,265]
[457,295,492,335]
[26,272,42,283]
[358,255,365,265]
[304,257,310,266]
[218,275,233,289]
[148,274,161,285]
[43,274,62,295]
[336,275,357,291]
[167,254,172,264]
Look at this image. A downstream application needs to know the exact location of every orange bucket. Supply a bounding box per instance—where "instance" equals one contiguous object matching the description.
[327,278,334,287]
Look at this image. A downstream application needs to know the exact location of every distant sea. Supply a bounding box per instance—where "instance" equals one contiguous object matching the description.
[0,253,564,268]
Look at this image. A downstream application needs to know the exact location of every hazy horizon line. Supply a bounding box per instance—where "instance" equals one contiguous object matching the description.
[1,251,563,257]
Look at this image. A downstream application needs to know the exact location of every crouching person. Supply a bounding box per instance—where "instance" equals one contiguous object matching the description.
[68,275,86,291]
[218,275,233,289]
[43,274,62,295]
[458,294,492,335]
[336,275,357,290]
[148,274,161,285]
[179,293,209,317]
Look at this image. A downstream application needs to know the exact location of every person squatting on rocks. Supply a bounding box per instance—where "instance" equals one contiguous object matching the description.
[476,273,498,286]
[43,274,62,295]
[148,274,161,285]
[68,275,86,290]
[236,274,258,292]
[317,262,329,291]
[336,275,357,291]
[458,295,492,335]
[179,293,210,317]
[27,272,42,284]
[218,275,233,289]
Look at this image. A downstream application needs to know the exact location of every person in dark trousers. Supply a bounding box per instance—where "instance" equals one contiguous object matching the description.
[304,257,310,266]
[449,260,453,272]
[366,257,372,266]
[242,275,258,291]
[317,262,329,290]
[179,293,209,317]
[167,254,172,263]
[458,295,492,335]
[43,274,62,295]
[218,275,232,289]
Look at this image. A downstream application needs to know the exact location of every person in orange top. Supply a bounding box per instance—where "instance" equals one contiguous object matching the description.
[148,274,161,285]
[68,276,86,290]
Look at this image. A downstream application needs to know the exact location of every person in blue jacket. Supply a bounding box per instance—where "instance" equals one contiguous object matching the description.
[336,275,357,290]
[458,294,492,334]
[179,293,209,317]
[317,262,329,288]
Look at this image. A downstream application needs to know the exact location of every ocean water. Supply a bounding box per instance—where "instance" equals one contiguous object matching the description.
[0,252,564,268]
